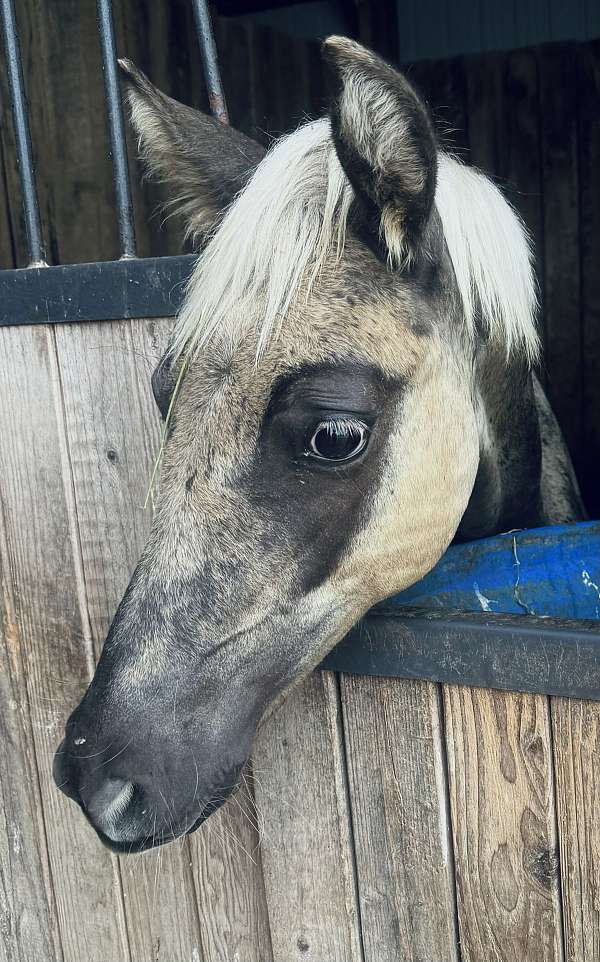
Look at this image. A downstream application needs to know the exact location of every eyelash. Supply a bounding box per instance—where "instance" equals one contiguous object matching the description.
[305,416,370,463]
[316,417,365,438]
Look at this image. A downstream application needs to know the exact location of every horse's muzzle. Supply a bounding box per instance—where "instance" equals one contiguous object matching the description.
[52,729,243,852]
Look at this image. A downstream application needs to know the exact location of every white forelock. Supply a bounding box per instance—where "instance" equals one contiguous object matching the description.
[170,117,539,364]
[169,118,352,361]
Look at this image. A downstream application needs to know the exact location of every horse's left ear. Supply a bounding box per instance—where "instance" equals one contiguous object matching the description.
[118,59,266,244]
[322,36,437,266]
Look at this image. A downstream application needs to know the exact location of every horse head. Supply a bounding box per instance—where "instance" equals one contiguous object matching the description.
[54,37,538,850]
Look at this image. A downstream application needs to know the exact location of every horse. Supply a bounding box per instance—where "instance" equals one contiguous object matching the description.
[53,36,585,851]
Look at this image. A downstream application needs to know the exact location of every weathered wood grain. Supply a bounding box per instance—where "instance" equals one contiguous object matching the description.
[443,685,563,962]
[253,670,364,962]
[0,513,62,962]
[191,783,273,962]
[0,324,131,962]
[340,674,459,962]
[551,697,600,961]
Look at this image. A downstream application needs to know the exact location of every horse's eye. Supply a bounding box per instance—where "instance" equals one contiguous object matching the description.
[307,418,370,463]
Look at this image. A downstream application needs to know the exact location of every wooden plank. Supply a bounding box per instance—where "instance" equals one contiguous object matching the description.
[191,782,273,962]
[539,44,583,480]
[53,317,204,962]
[0,516,62,962]
[0,323,131,962]
[54,315,273,961]
[551,697,600,961]
[253,671,363,962]
[577,40,600,518]
[444,685,564,962]
[118,850,203,962]
[340,674,459,962]
[53,320,159,632]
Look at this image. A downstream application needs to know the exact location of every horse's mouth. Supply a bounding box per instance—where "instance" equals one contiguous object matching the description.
[90,813,206,853]
[85,782,238,853]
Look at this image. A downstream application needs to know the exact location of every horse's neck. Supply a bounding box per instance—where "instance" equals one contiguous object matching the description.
[455,351,544,542]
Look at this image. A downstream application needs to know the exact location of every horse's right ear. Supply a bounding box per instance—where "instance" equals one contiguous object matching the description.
[118,60,266,244]
[322,37,437,267]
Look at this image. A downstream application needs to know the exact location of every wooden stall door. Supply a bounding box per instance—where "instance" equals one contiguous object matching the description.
[1,10,599,962]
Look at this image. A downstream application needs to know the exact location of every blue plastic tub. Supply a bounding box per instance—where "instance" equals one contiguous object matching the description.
[391,521,600,619]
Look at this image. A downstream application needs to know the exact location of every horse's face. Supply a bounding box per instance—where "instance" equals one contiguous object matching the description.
[55,38,534,850]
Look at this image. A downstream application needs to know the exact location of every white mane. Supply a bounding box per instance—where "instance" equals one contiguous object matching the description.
[170,117,539,363]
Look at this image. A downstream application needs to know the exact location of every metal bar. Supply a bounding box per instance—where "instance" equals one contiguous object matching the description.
[0,255,194,325]
[322,606,600,701]
[0,0,46,265]
[191,0,229,124]
[96,0,136,258]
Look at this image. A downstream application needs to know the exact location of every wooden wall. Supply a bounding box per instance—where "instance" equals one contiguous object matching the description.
[2,312,600,962]
[1,6,600,962]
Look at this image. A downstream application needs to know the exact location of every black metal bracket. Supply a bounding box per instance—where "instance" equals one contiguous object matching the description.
[0,255,195,326]
[322,606,600,701]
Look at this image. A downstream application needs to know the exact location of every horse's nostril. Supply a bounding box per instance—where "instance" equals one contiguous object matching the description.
[53,739,80,802]
[85,778,136,836]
